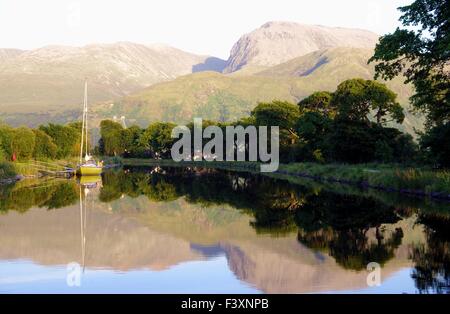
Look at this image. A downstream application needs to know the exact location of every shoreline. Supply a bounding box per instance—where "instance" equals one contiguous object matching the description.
[2,158,449,201]
[121,159,450,201]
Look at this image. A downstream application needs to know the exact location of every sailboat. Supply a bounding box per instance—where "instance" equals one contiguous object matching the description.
[77,80,103,176]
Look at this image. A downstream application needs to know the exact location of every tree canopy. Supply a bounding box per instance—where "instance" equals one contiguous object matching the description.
[333,79,404,125]
[298,91,336,117]
[369,0,449,127]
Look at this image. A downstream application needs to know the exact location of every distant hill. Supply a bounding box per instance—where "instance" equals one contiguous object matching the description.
[223,21,379,73]
[96,47,422,135]
[0,42,225,126]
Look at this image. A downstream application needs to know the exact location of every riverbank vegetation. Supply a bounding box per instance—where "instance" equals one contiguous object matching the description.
[0,122,87,180]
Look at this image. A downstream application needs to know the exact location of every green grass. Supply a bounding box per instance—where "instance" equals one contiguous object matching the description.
[278,162,450,195]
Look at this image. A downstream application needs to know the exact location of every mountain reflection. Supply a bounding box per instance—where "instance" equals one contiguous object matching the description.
[0,166,449,293]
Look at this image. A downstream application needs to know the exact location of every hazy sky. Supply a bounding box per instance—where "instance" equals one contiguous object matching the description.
[0,0,413,59]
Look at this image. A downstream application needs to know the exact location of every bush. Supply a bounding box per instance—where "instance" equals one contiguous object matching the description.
[326,120,417,164]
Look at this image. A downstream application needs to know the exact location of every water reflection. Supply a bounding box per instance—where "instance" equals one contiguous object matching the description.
[0,166,449,293]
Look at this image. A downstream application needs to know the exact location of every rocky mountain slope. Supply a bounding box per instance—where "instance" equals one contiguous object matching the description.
[223,21,379,73]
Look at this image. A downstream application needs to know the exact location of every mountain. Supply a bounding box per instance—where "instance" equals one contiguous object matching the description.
[0,42,225,126]
[0,48,24,62]
[223,21,379,73]
[99,47,422,135]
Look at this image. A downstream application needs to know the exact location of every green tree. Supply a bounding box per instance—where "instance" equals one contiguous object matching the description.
[139,122,176,158]
[251,100,301,149]
[332,79,404,126]
[296,111,333,162]
[11,127,36,160]
[252,100,300,131]
[0,125,14,159]
[33,129,57,159]
[369,0,449,127]
[39,123,79,158]
[298,91,336,117]
[122,125,145,157]
[99,120,125,156]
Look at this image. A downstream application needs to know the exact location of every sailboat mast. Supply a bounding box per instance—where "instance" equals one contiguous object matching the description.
[79,81,86,164]
[85,81,89,157]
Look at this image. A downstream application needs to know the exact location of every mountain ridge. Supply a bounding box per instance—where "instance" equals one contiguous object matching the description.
[223,21,379,73]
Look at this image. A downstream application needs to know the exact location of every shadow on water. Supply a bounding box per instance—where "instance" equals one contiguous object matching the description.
[0,166,449,293]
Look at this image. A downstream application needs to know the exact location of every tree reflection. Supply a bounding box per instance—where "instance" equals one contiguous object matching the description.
[411,213,450,293]
[295,192,404,270]
[0,180,78,212]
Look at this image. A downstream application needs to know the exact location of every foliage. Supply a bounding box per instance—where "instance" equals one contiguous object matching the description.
[369,0,449,127]
[252,100,301,149]
[420,122,450,168]
[99,120,125,156]
[39,123,80,158]
[139,122,176,158]
[11,127,36,160]
[296,111,333,162]
[33,129,57,159]
[0,125,14,160]
[332,78,404,125]
[298,91,335,117]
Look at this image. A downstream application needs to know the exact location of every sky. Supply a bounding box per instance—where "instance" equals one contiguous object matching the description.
[0,0,413,59]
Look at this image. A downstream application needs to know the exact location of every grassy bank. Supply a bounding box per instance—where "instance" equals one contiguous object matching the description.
[122,158,450,198]
[0,162,17,180]
[1,158,80,182]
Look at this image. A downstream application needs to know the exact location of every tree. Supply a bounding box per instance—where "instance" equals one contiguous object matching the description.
[99,120,125,156]
[332,79,405,126]
[298,91,336,117]
[11,127,36,160]
[296,111,333,162]
[252,100,300,131]
[326,120,378,163]
[251,100,300,147]
[369,0,449,127]
[33,129,57,159]
[0,125,14,159]
[121,125,145,157]
[139,122,176,158]
[39,123,79,158]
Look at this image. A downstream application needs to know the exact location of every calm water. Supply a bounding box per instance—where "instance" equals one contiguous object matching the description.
[0,166,449,294]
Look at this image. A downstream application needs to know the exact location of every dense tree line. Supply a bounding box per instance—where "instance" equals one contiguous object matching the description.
[99,78,422,165]
[0,122,83,161]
